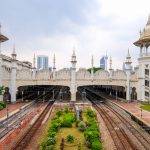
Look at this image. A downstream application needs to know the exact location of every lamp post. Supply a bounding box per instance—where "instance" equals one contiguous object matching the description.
[53,90,55,100]
[43,90,45,102]
[59,90,63,101]
[6,99,9,132]
[82,89,86,101]
[116,86,118,101]
[141,100,143,119]
[21,91,24,102]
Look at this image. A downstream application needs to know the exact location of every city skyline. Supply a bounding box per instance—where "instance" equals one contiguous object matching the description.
[0,0,150,70]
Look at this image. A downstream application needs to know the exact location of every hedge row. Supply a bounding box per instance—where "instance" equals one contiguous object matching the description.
[0,101,6,110]
[84,108,102,150]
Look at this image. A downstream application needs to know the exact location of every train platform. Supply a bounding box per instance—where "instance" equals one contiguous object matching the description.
[111,100,150,126]
[0,102,31,120]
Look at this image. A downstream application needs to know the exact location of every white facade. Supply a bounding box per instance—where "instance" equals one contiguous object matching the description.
[134,15,150,102]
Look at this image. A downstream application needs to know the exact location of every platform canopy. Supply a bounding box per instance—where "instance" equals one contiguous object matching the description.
[0,34,9,43]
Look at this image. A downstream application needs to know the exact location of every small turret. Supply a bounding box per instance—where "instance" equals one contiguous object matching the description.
[33,54,36,69]
[109,56,112,70]
[11,44,17,60]
[53,54,56,70]
[126,49,132,64]
[71,48,77,63]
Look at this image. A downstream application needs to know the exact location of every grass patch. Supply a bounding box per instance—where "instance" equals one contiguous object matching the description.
[55,126,89,150]
[140,104,150,112]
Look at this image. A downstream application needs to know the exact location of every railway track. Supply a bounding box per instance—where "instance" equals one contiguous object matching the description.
[11,102,53,150]
[103,103,150,150]
[83,88,150,150]
[92,102,135,149]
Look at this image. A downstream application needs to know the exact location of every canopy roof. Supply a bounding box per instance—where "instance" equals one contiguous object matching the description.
[134,15,150,47]
[0,34,9,43]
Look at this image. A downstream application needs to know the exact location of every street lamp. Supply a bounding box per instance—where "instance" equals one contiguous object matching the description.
[82,89,86,101]
[6,99,9,132]
[116,86,118,101]
[53,90,55,100]
[59,90,63,101]
[43,90,45,101]
[22,91,24,102]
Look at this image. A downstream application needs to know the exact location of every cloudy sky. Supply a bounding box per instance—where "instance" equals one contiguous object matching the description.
[0,0,150,70]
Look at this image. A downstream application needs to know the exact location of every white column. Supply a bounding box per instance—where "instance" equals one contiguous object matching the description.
[126,69,131,101]
[10,47,17,103]
[140,47,142,57]
[70,50,77,102]
[10,61,17,102]
[125,49,132,102]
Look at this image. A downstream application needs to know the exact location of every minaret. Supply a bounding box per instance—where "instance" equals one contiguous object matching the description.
[10,45,17,102]
[32,54,36,80]
[91,55,94,81]
[134,15,150,102]
[70,48,77,102]
[53,54,56,81]
[109,56,113,80]
[125,49,132,102]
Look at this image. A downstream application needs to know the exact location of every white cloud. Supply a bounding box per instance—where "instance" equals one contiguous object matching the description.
[1,0,150,70]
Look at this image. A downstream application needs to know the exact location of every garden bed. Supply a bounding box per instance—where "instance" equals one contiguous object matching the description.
[39,106,102,150]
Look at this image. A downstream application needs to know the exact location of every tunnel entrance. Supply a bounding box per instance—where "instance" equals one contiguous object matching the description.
[17,85,70,102]
[78,85,126,100]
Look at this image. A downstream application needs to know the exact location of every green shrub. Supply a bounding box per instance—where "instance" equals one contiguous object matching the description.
[56,109,63,117]
[0,105,3,110]
[91,140,102,150]
[61,113,75,127]
[0,101,6,108]
[87,108,95,117]
[0,86,4,95]
[47,131,56,138]
[75,120,80,127]
[46,137,56,145]
[51,123,61,132]
[78,121,86,132]
[45,145,54,150]
[85,121,92,126]
[64,106,69,113]
[51,115,59,120]
[84,130,99,143]
[66,135,74,143]
[64,113,75,122]
[40,141,47,150]
[61,119,72,127]
[48,119,62,133]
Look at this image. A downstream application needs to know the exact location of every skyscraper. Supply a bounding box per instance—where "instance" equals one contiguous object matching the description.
[37,55,49,70]
[100,55,108,70]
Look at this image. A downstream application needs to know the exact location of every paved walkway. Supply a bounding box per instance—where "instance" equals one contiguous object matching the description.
[112,100,150,126]
[0,102,28,119]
